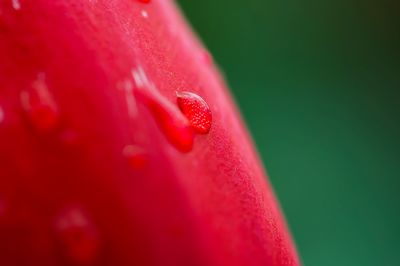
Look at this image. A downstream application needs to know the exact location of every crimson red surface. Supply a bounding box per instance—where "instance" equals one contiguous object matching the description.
[0,0,299,265]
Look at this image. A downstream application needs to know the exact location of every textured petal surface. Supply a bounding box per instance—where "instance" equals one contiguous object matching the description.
[0,0,299,265]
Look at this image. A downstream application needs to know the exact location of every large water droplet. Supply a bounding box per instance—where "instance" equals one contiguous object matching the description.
[132,66,194,152]
[176,91,212,134]
[140,90,194,152]
[21,73,60,132]
[123,145,148,169]
[53,207,100,265]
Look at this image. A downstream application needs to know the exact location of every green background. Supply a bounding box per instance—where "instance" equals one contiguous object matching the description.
[177,0,400,265]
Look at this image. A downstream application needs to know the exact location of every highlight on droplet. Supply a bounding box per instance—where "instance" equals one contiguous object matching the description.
[176,91,212,134]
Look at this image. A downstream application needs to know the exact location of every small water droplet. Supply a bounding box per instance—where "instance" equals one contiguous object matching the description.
[54,207,100,265]
[123,145,148,169]
[11,0,20,10]
[21,73,60,132]
[176,91,212,134]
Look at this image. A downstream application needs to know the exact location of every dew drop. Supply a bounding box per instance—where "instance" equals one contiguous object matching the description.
[53,207,100,265]
[132,66,194,152]
[123,145,148,169]
[21,73,60,132]
[176,91,212,134]
[140,90,194,152]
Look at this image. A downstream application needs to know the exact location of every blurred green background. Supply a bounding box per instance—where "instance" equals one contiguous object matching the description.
[177,0,400,265]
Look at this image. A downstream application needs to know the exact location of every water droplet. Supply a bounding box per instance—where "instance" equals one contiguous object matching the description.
[141,10,148,18]
[141,90,194,152]
[54,207,100,265]
[176,91,212,134]
[11,0,20,10]
[123,145,148,169]
[21,73,60,132]
[132,66,194,152]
